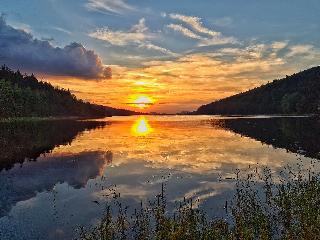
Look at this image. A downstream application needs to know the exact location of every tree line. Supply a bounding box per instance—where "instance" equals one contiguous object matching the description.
[0,65,136,118]
[197,66,320,115]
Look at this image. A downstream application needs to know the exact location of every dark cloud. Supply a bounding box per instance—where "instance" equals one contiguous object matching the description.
[0,17,111,79]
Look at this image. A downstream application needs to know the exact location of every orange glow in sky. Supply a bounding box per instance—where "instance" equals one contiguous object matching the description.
[44,49,293,113]
[44,50,295,114]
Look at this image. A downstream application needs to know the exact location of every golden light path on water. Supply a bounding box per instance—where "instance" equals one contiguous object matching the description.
[31,114,318,215]
[50,115,312,176]
[131,116,153,136]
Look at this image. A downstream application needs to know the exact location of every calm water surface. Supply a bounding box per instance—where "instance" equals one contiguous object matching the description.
[0,115,319,239]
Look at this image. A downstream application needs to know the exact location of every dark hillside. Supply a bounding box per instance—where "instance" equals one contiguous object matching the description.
[0,65,137,118]
[197,66,320,115]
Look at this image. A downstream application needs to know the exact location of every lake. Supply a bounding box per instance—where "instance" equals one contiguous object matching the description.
[0,115,319,240]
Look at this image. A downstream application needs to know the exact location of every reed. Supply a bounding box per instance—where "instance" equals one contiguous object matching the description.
[77,165,320,240]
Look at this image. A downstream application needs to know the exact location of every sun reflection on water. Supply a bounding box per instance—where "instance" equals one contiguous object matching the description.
[131,116,153,136]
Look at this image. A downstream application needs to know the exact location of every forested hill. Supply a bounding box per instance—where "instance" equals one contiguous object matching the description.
[197,66,320,115]
[0,66,137,118]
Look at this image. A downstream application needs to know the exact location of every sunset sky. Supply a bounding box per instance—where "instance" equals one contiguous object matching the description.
[1,0,320,113]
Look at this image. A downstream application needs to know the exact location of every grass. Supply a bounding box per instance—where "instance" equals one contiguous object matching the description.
[77,165,320,240]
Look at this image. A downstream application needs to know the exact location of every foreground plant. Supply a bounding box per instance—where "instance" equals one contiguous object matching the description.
[77,166,320,240]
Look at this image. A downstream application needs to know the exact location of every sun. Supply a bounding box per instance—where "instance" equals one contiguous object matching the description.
[130,95,155,109]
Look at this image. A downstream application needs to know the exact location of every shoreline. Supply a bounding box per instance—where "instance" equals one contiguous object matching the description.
[0,116,108,123]
[0,114,317,122]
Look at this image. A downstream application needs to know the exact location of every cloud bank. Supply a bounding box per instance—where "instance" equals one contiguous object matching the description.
[0,17,111,79]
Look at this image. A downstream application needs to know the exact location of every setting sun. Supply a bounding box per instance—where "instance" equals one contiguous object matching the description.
[130,95,155,109]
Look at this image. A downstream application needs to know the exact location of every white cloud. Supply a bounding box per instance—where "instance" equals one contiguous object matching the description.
[169,13,220,37]
[168,13,236,46]
[198,36,237,47]
[85,0,135,14]
[138,43,177,56]
[271,41,288,50]
[286,44,314,57]
[89,18,151,46]
[131,18,148,33]
[214,42,287,62]
[89,29,147,46]
[89,18,175,56]
[167,24,202,40]
[52,26,72,35]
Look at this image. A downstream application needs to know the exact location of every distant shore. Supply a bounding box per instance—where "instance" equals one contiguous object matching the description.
[0,114,317,123]
[0,116,110,123]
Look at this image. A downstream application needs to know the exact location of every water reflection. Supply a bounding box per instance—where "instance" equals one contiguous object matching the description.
[0,120,106,171]
[131,116,153,136]
[0,120,110,217]
[0,116,319,240]
[0,151,112,217]
[218,117,320,160]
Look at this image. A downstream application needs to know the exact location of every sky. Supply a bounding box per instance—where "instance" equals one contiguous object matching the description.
[0,0,320,113]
